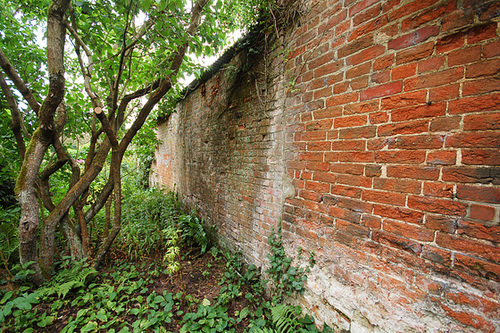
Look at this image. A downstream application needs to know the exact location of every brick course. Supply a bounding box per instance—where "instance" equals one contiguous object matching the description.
[154,0,500,331]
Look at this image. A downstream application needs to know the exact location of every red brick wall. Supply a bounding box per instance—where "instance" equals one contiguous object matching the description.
[154,50,287,263]
[155,0,500,331]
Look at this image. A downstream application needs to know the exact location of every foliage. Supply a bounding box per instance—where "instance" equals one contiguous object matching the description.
[117,188,180,260]
[0,205,19,271]
[178,213,212,255]
[180,301,236,333]
[122,117,160,190]
[0,235,332,333]
[242,222,331,333]
[249,304,332,333]
[209,245,331,333]
[116,188,210,262]
[163,226,182,275]
[0,259,177,332]
[0,118,20,274]
[266,222,315,303]
[0,108,21,271]
[0,0,273,280]
[38,259,97,299]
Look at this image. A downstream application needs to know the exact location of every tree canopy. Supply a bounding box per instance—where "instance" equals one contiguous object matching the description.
[0,0,269,284]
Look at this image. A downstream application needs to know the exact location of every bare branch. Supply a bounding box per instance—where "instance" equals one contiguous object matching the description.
[65,21,102,110]
[0,49,41,115]
[94,106,118,148]
[0,71,27,159]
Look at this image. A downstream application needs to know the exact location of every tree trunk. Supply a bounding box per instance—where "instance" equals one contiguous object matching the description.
[23,0,71,278]
[75,207,89,257]
[16,133,48,284]
[60,216,84,260]
[94,151,122,269]
[103,195,112,239]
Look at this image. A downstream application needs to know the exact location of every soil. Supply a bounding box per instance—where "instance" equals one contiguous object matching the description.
[2,249,256,332]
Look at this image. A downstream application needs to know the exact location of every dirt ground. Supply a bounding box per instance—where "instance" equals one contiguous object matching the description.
[2,249,256,332]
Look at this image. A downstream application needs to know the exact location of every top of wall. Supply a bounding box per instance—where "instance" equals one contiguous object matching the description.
[156,27,262,125]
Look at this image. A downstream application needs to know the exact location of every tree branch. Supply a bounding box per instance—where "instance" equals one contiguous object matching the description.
[0,49,41,115]
[65,21,102,110]
[94,107,118,148]
[119,0,209,154]
[0,71,27,159]
[111,1,134,114]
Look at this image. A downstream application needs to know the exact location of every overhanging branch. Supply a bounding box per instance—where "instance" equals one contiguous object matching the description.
[0,49,41,115]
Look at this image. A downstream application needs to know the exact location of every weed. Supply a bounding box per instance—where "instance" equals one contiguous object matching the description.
[0,192,331,333]
[266,222,314,303]
[180,300,236,333]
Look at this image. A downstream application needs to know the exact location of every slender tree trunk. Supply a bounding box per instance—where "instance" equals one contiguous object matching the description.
[103,196,112,239]
[29,0,71,277]
[75,207,89,256]
[39,141,109,272]
[94,151,122,269]
[60,216,84,260]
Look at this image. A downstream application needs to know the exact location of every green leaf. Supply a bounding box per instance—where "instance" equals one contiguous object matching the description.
[154,295,164,304]
[12,297,32,311]
[96,309,108,322]
[0,291,14,305]
[239,307,249,319]
[37,315,55,327]
[81,321,98,333]
[76,308,89,319]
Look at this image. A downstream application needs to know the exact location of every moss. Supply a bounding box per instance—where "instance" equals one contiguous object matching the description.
[14,128,41,196]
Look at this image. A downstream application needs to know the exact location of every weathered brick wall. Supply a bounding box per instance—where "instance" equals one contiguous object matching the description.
[154,0,500,331]
[154,49,286,263]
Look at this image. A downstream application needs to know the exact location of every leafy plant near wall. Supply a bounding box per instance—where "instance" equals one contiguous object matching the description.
[242,222,329,333]
[1,188,333,332]
[115,188,183,260]
[249,304,328,333]
[0,230,332,333]
[178,213,213,255]
[266,222,315,303]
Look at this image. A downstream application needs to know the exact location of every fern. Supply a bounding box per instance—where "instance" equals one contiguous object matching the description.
[178,213,210,254]
[40,260,97,298]
[271,305,301,333]
[163,226,182,275]
[249,304,332,333]
[251,328,276,333]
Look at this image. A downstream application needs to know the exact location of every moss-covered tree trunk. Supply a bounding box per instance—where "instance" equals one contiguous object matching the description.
[15,0,70,282]
[16,134,47,284]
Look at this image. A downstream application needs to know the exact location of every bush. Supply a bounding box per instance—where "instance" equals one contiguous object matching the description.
[117,188,211,261]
